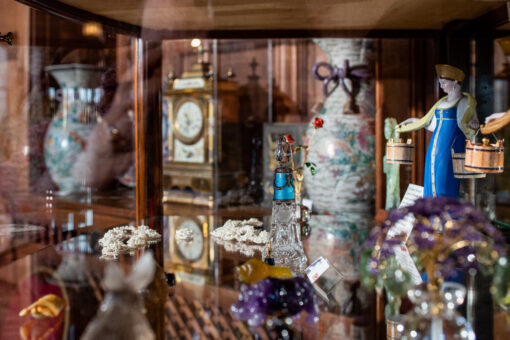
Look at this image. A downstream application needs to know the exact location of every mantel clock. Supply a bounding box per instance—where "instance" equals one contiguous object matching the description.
[163,58,240,207]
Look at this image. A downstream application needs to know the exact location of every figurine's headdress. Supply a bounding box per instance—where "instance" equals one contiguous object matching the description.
[435,64,465,82]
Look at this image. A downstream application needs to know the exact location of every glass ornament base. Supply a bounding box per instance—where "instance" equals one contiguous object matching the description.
[267,200,308,273]
[398,283,475,340]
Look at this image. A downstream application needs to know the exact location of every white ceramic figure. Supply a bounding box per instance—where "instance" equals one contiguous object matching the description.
[396,64,479,198]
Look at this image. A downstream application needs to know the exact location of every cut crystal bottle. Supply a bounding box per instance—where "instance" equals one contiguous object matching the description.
[266,136,307,273]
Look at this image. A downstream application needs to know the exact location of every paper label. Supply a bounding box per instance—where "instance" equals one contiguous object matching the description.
[305,256,330,283]
[302,198,313,211]
[387,184,424,240]
[387,184,424,285]
[400,184,424,207]
[393,243,423,284]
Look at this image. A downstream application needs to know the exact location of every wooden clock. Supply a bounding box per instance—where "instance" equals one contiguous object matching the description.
[163,59,240,207]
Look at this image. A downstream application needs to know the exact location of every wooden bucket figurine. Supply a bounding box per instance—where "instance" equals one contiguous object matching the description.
[465,138,504,173]
[451,149,485,178]
[386,138,414,165]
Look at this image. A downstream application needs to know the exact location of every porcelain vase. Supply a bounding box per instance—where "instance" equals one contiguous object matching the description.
[44,64,103,194]
[304,39,376,218]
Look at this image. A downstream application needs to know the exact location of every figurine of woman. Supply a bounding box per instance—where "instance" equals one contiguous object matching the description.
[396,64,478,198]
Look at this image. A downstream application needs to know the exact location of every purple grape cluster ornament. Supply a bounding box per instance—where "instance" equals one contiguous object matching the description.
[231,277,319,327]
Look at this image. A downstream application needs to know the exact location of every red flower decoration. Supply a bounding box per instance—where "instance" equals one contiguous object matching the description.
[313,117,324,128]
[285,134,295,144]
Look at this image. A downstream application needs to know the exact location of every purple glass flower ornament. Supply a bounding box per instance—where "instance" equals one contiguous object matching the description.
[231,277,319,327]
[362,197,505,286]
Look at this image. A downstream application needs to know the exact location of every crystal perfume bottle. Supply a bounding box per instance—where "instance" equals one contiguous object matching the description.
[266,136,307,273]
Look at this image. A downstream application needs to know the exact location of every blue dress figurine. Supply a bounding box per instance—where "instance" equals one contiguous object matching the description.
[396,64,478,198]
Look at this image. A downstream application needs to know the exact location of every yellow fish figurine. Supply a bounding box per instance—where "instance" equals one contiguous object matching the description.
[237,258,293,284]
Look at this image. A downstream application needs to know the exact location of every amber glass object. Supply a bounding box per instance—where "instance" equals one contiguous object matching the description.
[237,258,293,284]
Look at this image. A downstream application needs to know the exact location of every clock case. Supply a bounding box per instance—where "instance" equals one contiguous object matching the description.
[163,60,241,207]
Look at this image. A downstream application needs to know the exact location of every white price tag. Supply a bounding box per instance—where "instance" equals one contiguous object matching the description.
[393,243,423,285]
[400,184,424,208]
[305,256,330,283]
[387,184,424,240]
[387,184,424,285]
[302,198,313,211]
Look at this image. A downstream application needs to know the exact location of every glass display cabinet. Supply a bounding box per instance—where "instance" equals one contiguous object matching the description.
[0,1,509,340]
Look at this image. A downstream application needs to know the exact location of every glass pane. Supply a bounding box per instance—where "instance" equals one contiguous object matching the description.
[494,39,510,224]
[0,2,136,262]
[0,2,508,340]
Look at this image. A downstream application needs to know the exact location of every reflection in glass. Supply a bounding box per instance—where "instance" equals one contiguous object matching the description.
[44,64,103,194]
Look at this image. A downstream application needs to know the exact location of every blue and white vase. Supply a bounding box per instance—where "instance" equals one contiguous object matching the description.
[304,39,376,218]
[44,64,103,194]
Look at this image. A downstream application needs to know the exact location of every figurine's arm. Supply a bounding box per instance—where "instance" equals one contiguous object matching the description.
[481,110,510,134]
[485,112,506,123]
[395,108,435,133]
[398,116,436,133]
[457,93,477,140]
[395,96,445,133]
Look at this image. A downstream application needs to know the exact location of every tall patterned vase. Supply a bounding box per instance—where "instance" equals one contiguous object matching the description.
[304,39,376,218]
[44,64,103,194]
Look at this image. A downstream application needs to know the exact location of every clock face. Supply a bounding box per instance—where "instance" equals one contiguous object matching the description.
[175,219,204,262]
[174,100,204,144]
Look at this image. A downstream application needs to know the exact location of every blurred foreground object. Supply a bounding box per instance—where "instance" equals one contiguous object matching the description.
[19,294,66,318]
[397,283,475,340]
[81,252,156,340]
